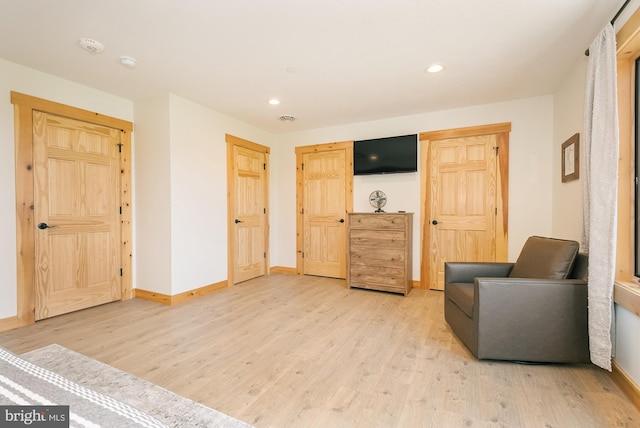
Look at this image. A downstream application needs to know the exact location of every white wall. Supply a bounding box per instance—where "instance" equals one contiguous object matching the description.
[135,94,273,295]
[133,95,173,294]
[552,58,588,242]
[169,95,226,294]
[270,96,555,274]
[0,59,133,319]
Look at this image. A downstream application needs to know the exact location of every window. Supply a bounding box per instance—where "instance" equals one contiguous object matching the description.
[615,9,640,312]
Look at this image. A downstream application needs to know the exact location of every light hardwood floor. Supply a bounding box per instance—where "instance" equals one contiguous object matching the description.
[0,273,638,427]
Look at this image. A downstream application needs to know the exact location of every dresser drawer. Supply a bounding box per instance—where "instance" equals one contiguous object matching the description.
[350,248,406,266]
[350,262,406,287]
[349,282,406,294]
[350,229,406,248]
[350,213,406,229]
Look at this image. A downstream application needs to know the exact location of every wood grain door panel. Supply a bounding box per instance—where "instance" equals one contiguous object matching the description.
[232,144,268,284]
[34,112,121,320]
[428,134,497,290]
[226,135,270,285]
[302,150,347,278]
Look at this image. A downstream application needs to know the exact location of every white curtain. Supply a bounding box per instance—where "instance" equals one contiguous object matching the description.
[582,24,619,371]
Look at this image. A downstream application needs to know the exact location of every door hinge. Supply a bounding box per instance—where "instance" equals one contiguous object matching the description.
[264,208,266,214]
[495,207,498,215]
[494,146,499,155]
[120,268,123,276]
[263,163,266,170]
[301,208,304,214]
[264,252,267,258]
[302,252,305,259]
[301,163,304,170]
[117,143,123,153]
[119,206,122,215]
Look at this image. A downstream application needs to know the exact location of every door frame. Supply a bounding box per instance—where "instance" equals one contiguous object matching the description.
[295,141,354,276]
[226,133,270,285]
[11,91,133,329]
[419,123,510,289]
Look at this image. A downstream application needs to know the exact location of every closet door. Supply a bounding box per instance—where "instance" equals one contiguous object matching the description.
[295,141,353,279]
[226,134,270,285]
[302,149,347,278]
[420,123,510,290]
[33,112,122,319]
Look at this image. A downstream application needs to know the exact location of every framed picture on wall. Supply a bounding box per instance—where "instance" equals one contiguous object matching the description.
[562,133,579,183]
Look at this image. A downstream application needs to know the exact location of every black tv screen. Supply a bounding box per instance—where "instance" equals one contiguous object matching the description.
[353,134,418,175]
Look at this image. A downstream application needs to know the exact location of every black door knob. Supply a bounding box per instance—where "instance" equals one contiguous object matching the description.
[234,219,243,224]
[432,220,438,225]
[338,218,345,223]
[38,223,50,229]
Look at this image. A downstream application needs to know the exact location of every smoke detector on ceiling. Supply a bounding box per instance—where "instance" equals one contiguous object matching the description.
[77,37,105,54]
[119,56,137,69]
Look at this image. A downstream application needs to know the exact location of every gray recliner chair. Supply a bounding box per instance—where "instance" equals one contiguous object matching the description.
[444,236,590,363]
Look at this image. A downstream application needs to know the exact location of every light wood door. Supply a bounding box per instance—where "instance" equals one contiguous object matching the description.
[232,145,267,283]
[226,134,270,285]
[422,124,510,290]
[33,112,122,320]
[428,134,497,290]
[302,150,348,278]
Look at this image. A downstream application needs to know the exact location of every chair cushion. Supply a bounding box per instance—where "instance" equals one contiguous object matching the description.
[509,236,579,279]
[446,282,474,318]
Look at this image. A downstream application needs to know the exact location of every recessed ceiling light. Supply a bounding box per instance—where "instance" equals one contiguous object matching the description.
[286,66,299,74]
[268,98,280,105]
[425,64,445,73]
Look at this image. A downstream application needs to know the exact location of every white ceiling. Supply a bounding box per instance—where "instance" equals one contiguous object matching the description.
[0,1,630,133]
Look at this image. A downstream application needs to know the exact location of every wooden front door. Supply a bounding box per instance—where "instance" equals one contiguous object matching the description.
[296,142,353,279]
[33,112,122,320]
[226,135,270,285]
[420,123,510,290]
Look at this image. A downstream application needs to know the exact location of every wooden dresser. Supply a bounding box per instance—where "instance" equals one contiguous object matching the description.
[347,212,413,295]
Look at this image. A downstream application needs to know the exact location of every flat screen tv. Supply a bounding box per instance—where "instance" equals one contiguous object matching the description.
[353,134,418,175]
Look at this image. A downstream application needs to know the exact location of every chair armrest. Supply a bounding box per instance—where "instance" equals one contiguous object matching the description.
[475,278,588,313]
[476,277,587,297]
[474,277,589,362]
[444,262,514,285]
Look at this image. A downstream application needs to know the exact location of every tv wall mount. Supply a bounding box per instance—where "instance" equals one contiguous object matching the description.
[369,190,387,213]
